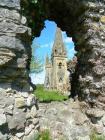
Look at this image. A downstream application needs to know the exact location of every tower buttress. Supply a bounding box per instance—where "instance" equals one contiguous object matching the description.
[45,54,50,67]
[44,54,52,89]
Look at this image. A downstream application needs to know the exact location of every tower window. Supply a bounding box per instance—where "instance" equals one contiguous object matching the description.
[55,49,57,54]
[58,62,62,69]
[59,77,63,83]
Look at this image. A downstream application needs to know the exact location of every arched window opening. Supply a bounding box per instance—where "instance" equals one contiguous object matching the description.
[29,20,76,97]
[59,77,63,83]
[58,62,62,69]
[55,49,57,54]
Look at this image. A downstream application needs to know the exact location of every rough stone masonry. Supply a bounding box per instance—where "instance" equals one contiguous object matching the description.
[1,0,105,139]
[42,0,105,131]
[0,0,39,140]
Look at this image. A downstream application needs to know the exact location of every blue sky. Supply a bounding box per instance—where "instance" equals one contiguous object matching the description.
[30,20,76,84]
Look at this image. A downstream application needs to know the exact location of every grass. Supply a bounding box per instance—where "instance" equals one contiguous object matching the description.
[90,132,105,140]
[36,129,52,140]
[35,130,105,140]
[34,85,68,102]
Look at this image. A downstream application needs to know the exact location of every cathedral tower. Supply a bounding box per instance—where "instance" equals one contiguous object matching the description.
[44,27,69,93]
[51,27,68,92]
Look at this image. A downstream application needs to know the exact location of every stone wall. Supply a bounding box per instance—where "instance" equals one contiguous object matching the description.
[42,0,105,131]
[74,1,105,131]
[0,1,39,140]
[1,0,105,139]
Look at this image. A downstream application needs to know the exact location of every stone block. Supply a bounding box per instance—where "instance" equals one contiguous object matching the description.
[86,109,105,118]
[100,16,105,24]
[0,114,6,126]
[27,95,36,107]
[25,125,33,136]
[33,118,39,125]
[23,130,39,140]
[4,105,13,115]
[0,0,20,9]
[15,97,26,108]
[0,132,8,140]
[16,132,24,138]
[8,108,26,130]
[10,136,20,140]
[30,106,37,118]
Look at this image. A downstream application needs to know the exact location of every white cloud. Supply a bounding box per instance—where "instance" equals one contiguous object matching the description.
[62,31,73,43]
[41,42,54,48]
[64,37,72,43]
[62,31,66,35]
[69,48,74,52]
[41,44,49,48]
[30,70,45,84]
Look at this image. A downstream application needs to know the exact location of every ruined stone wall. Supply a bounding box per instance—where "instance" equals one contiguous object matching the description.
[1,0,105,138]
[72,0,105,106]
[74,1,105,128]
[42,0,105,129]
[0,1,39,140]
[43,0,105,99]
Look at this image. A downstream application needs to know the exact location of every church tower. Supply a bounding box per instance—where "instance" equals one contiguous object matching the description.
[51,27,68,92]
[44,27,69,93]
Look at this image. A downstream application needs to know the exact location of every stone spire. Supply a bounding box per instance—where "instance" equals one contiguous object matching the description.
[45,54,49,65]
[52,27,67,57]
[45,54,51,68]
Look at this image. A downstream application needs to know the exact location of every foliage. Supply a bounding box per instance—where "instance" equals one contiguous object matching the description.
[30,56,43,73]
[21,0,46,37]
[30,42,43,73]
[36,129,52,140]
[34,85,68,102]
[90,132,105,140]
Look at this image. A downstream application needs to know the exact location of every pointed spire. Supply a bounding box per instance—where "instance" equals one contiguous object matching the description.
[45,54,49,65]
[55,27,63,44]
[52,27,67,57]
[45,54,52,68]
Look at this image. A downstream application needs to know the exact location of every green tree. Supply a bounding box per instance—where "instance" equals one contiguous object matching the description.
[30,42,43,73]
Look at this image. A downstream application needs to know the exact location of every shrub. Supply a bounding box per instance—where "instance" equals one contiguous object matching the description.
[36,129,52,140]
[90,132,105,140]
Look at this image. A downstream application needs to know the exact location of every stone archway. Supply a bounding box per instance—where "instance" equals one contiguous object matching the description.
[23,0,105,107]
[43,0,105,107]
[0,0,105,139]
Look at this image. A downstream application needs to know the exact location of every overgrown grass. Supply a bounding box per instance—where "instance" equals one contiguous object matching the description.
[36,129,52,140]
[34,85,68,102]
[36,129,105,140]
[90,132,105,140]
